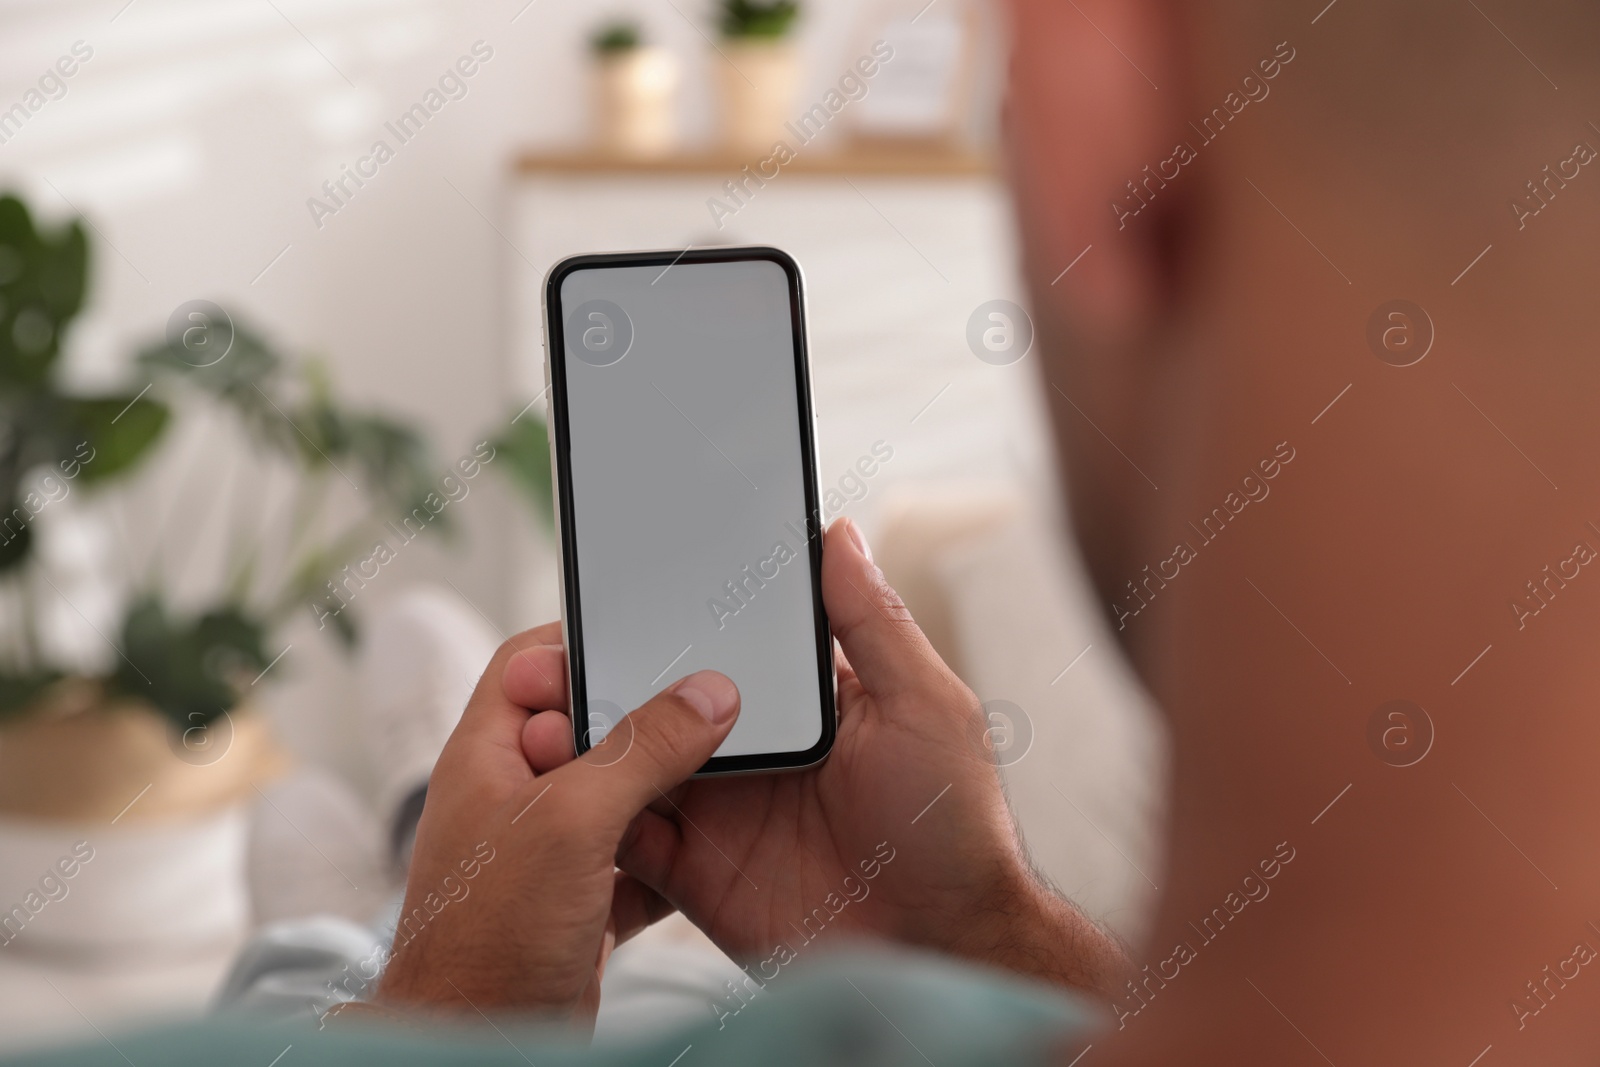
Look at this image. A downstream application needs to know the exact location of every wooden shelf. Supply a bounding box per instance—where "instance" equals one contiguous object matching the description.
[512,143,997,178]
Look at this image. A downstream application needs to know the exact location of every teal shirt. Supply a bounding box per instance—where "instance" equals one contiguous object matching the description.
[11,950,1094,1067]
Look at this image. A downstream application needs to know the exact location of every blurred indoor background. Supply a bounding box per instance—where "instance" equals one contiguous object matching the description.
[0,0,1163,1052]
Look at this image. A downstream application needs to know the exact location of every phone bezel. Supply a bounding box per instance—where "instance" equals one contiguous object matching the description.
[543,246,837,776]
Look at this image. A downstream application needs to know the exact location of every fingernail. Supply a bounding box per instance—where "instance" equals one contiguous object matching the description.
[845,518,873,563]
[671,670,738,724]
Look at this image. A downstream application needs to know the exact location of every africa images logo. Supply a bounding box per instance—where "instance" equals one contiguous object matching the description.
[565,299,634,367]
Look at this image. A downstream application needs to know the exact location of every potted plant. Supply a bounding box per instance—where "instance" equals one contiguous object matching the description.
[590,19,681,158]
[0,192,499,824]
[715,0,802,153]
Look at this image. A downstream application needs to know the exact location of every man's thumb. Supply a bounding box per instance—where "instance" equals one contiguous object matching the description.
[822,517,953,699]
[572,670,739,828]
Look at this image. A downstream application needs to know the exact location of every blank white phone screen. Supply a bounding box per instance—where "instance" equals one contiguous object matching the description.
[557,258,825,760]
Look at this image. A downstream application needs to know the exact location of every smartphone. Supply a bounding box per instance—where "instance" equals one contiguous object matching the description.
[542,246,836,775]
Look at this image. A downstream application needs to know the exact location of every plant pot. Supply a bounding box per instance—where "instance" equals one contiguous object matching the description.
[592,46,681,157]
[716,38,801,154]
[0,803,253,958]
[0,682,288,823]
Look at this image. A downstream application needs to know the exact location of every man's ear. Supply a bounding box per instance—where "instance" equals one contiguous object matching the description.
[1001,0,1194,631]
[1002,0,1190,349]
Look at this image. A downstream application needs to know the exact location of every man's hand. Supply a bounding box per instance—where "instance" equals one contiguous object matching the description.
[373,621,741,1028]
[510,519,1132,1000]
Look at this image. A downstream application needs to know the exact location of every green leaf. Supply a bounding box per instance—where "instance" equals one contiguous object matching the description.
[140,329,442,521]
[491,412,553,532]
[0,459,35,572]
[109,594,272,729]
[138,323,281,404]
[138,322,285,466]
[0,194,89,388]
[592,21,642,53]
[325,602,358,649]
[719,0,798,38]
[342,412,440,524]
[0,668,61,719]
[36,220,88,322]
[0,509,32,573]
[59,395,170,484]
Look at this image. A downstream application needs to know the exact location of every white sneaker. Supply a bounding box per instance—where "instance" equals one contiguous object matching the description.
[356,584,499,868]
[247,767,388,924]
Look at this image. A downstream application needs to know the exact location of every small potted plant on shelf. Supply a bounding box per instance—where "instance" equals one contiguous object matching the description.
[715,0,802,153]
[590,18,681,158]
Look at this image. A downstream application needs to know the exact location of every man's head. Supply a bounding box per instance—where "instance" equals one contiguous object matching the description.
[1005,0,1600,628]
[1004,1,1600,1060]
